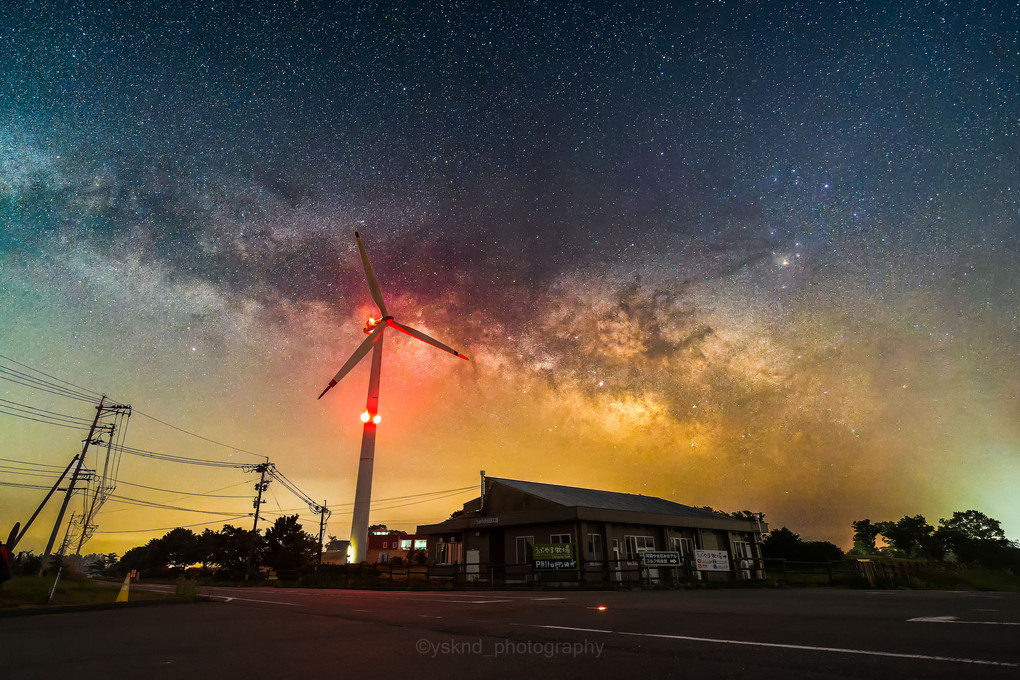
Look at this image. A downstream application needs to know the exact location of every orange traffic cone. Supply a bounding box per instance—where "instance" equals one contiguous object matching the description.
[115,574,130,602]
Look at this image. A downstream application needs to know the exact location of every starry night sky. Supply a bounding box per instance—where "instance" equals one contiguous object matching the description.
[2,0,1018,554]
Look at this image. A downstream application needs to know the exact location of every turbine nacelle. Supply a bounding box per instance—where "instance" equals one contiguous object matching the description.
[316,231,470,402]
[364,315,388,334]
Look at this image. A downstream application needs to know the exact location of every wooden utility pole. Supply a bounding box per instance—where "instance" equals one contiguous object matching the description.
[244,462,270,581]
[39,397,105,575]
[317,501,327,564]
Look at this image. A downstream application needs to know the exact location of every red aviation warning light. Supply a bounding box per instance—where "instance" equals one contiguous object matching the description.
[364,316,382,334]
[361,410,381,424]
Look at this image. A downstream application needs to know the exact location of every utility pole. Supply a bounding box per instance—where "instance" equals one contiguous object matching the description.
[244,462,270,581]
[39,396,105,575]
[317,501,327,565]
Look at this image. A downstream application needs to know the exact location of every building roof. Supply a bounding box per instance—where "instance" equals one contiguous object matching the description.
[486,477,739,523]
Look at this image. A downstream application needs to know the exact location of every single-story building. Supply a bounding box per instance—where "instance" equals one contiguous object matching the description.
[417,474,767,584]
[366,530,428,565]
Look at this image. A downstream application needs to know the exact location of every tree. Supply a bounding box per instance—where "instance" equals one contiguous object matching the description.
[934,510,1017,568]
[263,515,318,574]
[762,527,844,561]
[849,519,881,555]
[159,528,201,568]
[208,525,264,577]
[876,515,936,559]
[762,527,803,559]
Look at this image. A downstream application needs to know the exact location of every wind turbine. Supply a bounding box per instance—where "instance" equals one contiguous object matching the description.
[318,230,469,564]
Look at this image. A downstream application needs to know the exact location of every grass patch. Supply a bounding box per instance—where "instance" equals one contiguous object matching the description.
[0,577,178,609]
[906,567,1020,592]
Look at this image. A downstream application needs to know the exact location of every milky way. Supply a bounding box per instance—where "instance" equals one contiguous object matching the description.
[1,1,1018,553]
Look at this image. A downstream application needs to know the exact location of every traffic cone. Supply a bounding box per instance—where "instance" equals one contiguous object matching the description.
[115,574,130,602]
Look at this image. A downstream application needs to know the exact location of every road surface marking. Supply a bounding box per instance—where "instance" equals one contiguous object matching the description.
[533,625,1020,668]
[908,615,1019,625]
[213,595,301,606]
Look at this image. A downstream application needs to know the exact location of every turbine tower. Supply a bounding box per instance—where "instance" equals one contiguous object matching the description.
[318,230,469,564]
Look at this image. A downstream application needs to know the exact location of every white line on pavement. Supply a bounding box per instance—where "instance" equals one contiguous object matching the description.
[908,615,1020,625]
[533,625,1020,668]
[212,595,302,606]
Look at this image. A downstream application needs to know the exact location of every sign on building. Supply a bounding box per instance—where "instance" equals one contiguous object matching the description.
[640,551,681,566]
[533,543,578,570]
[695,549,730,571]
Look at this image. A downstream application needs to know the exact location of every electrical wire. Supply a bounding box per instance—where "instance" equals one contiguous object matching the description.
[0,481,52,490]
[105,494,247,516]
[0,456,67,470]
[113,442,251,468]
[93,515,252,534]
[114,478,251,499]
[132,409,268,461]
[0,366,100,403]
[0,406,96,430]
[0,353,104,400]
[0,398,95,427]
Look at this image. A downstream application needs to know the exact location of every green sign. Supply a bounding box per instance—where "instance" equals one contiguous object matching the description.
[533,543,578,570]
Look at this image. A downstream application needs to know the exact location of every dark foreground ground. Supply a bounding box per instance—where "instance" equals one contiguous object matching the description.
[3,586,1018,679]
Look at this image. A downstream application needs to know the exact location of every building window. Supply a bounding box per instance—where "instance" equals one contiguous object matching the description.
[413,539,427,550]
[550,533,571,544]
[587,534,603,561]
[670,536,695,557]
[733,540,753,560]
[515,536,534,563]
[624,535,655,561]
[435,541,462,565]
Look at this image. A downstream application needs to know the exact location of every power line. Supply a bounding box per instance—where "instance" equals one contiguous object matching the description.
[113,442,251,469]
[0,456,67,470]
[114,478,251,499]
[132,409,268,461]
[0,481,53,491]
[0,353,104,400]
[93,515,252,534]
[0,398,95,427]
[0,405,97,430]
[0,354,266,463]
[105,494,246,516]
[0,365,100,403]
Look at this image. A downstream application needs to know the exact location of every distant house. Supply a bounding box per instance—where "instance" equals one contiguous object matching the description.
[321,538,351,565]
[417,474,767,584]
[366,530,428,565]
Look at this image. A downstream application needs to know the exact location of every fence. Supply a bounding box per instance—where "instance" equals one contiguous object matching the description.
[305,556,768,589]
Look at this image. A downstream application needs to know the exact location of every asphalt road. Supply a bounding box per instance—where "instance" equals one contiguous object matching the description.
[4,586,1018,679]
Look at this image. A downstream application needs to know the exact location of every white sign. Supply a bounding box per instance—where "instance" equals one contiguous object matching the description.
[640,551,681,566]
[695,549,730,571]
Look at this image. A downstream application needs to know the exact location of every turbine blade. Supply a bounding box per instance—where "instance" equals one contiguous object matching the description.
[317,326,385,399]
[354,230,388,317]
[389,320,469,360]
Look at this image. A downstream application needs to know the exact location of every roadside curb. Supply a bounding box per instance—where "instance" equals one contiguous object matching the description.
[0,597,213,619]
